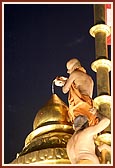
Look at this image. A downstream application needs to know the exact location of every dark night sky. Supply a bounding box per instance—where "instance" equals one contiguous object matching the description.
[3,3,111,164]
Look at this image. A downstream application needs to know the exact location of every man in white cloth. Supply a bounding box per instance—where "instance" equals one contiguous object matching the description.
[66,115,110,164]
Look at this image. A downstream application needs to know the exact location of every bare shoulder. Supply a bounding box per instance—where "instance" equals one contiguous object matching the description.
[72,70,92,78]
[70,70,84,78]
[71,70,93,86]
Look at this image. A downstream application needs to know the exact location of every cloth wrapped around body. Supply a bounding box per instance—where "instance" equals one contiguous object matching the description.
[68,82,98,126]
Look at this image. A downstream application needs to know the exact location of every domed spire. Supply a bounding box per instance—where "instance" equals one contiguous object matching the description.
[33,93,70,130]
[11,94,73,164]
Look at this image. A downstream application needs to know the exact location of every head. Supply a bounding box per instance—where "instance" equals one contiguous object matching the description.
[73,115,89,132]
[66,58,81,74]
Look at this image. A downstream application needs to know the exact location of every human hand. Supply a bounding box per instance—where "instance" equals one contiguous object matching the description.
[97,112,107,121]
[89,107,97,115]
[54,76,67,87]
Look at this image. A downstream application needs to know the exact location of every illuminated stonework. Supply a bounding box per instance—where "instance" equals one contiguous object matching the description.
[89,24,111,37]
[91,59,111,72]
[25,124,72,146]
[93,95,111,109]
[95,133,111,146]
[89,4,112,164]
[95,133,111,164]
[11,148,70,164]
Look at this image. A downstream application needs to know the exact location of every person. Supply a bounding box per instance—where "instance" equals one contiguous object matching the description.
[54,58,98,126]
[66,114,110,164]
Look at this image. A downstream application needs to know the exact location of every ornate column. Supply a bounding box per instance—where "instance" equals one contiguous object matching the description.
[90,4,111,132]
[89,4,111,164]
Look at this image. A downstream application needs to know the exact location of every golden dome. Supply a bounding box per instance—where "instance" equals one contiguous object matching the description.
[11,94,73,164]
[33,94,70,130]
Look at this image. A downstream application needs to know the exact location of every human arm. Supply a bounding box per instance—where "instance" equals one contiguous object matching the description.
[86,116,110,136]
[62,71,76,94]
